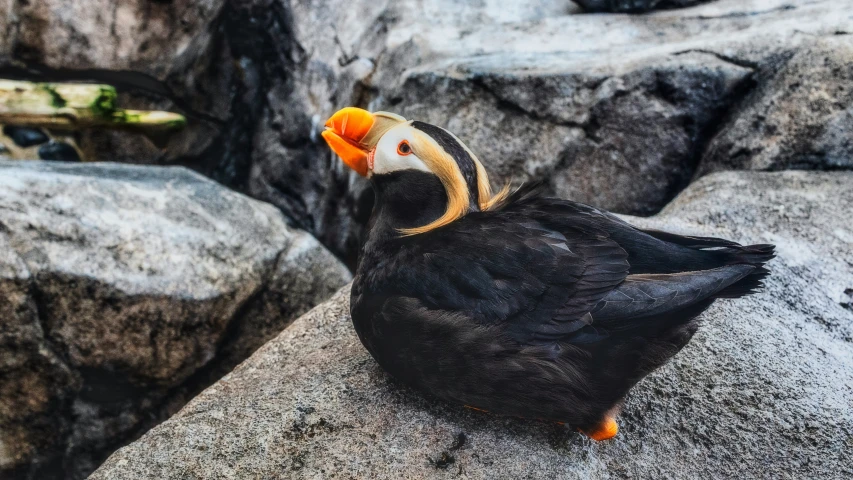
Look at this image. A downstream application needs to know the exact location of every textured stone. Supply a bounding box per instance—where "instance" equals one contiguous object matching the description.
[699,35,853,174]
[0,160,350,479]
[92,171,853,479]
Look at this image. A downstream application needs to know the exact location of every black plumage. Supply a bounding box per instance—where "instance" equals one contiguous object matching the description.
[351,171,774,436]
[326,110,775,439]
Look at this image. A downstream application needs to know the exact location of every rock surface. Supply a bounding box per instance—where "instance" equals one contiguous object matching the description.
[92,170,853,479]
[699,35,853,174]
[0,160,350,479]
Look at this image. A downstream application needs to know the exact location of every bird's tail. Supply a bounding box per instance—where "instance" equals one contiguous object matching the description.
[714,243,775,298]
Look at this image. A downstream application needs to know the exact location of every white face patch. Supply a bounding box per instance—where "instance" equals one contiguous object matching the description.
[369,124,431,177]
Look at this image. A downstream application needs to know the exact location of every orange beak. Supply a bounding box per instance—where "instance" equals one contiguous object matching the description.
[321,107,375,177]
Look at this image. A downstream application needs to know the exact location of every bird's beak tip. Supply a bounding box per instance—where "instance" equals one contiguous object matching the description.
[321,128,369,177]
[322,107,376,177]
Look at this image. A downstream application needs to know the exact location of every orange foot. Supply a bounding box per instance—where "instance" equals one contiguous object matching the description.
[579,417,619,441]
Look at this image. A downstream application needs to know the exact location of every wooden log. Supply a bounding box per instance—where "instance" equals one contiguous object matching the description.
[0,79,186,132]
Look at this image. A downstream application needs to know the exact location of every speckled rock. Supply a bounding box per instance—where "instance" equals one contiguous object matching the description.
[0,160,350,479]
[93,170,853,479]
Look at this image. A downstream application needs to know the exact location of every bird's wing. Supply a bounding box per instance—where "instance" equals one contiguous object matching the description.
[590,265,754,323]
[401,213,630,345]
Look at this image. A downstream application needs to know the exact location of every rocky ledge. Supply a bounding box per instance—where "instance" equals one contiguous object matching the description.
[0,160,350,479]
[93,170,853,479]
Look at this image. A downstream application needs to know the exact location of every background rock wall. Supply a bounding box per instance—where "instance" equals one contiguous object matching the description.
[4,0,851,269]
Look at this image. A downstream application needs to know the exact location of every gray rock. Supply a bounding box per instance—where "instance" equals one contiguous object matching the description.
[0,160,350,479]
[92,170,853,479]
[574,0,711,13]
[699,35,853,174]
[388,54,750,215]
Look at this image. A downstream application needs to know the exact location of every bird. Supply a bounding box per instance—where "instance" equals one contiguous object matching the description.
[321,106,775,441]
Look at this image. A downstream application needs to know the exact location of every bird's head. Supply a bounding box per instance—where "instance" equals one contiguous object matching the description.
[322,107,507,235]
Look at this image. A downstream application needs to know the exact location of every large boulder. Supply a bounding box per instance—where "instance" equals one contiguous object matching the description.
[0,160,350,479]
[92,170,853,479]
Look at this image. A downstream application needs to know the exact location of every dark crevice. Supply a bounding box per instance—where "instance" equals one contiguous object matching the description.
[180,0,295,191]
[24,278,79,480]
[333,33,360,67]
[672,49,760,70]
[681,71,759,186]
[574,0,715,14]
[27,278,73,370]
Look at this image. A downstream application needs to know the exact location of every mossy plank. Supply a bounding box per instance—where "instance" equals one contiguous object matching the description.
[0,79,185,132]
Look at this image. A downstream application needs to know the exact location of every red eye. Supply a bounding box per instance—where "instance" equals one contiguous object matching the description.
[397,140,412,156]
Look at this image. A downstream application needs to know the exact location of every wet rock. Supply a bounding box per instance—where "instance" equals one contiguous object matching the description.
[2,126,49,148]
[699,35,853,174]
[574,0,711,13]
[0,160,350,479]
[37,141,81,162]
[92,170,853,480]
[0,128,84,162]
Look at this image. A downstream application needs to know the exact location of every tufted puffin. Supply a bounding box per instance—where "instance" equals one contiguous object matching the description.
[321,107,774,441]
